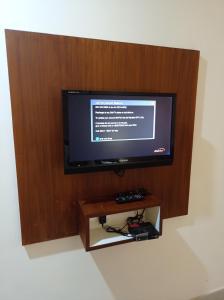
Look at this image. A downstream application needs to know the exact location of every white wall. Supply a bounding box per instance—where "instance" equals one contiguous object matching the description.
[1,1,224,299]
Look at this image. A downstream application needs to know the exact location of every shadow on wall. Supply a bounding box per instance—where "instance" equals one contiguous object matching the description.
[189,57,216,219]
[188,56,216,221]
[191,289,224,300]
[91,227,208,300]
[25,235,83,259]
[167,56,215,228]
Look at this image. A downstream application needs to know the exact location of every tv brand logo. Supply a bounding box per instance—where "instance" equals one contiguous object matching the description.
[154,147,166,153]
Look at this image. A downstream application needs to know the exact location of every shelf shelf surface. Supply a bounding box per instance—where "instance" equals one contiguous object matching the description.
[80,195,160,218]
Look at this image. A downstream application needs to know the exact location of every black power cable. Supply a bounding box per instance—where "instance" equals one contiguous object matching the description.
[102,209,146,237]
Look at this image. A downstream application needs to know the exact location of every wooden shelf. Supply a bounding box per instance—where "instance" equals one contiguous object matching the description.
[79,195,161,251]
[80,194,160,217]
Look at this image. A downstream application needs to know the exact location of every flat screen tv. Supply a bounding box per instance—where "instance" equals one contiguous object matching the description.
[63,90,175,174]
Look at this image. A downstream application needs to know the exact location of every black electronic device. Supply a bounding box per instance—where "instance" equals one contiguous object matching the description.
[128,221,159,240]
[115,188,149,204]
[101,209,160,241]
[63,90,175,174]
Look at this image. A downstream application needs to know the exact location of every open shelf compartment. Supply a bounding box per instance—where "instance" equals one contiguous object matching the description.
[79,195,162,251]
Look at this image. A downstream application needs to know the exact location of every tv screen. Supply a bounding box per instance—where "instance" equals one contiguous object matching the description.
[63,90,175,174]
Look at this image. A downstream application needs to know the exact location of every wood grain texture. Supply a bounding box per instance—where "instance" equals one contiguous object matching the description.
[5,29,199,244]
[80,195,160,218]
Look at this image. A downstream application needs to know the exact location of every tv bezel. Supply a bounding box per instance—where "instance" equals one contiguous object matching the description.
[62,90,176,174]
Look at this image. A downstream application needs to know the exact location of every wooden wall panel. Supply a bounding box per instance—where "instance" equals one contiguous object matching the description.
[5,29,199,244]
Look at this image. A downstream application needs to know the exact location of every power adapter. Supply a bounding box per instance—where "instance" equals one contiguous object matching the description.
[98,215,107,226]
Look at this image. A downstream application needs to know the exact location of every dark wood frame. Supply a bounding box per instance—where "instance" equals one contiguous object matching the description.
[5,29,200,245]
